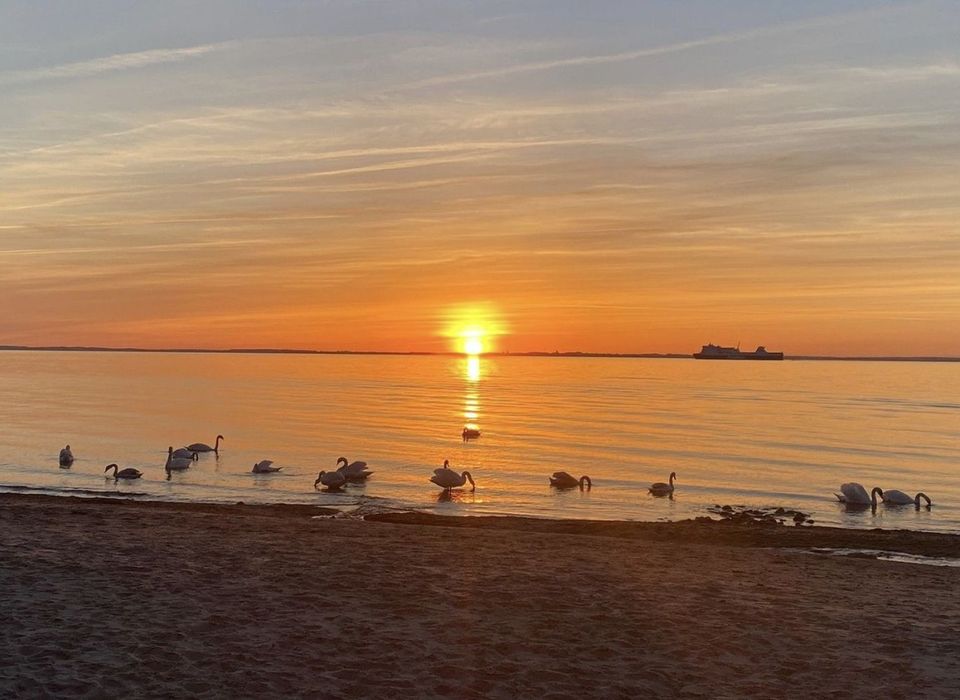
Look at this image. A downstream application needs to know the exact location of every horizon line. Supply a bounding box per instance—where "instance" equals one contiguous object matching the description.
[1,344,958,363]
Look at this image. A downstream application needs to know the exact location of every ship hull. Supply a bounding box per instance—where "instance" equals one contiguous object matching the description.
[692,353,783,360]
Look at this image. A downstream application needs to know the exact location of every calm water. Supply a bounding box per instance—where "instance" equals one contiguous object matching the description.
[0,351,957,532]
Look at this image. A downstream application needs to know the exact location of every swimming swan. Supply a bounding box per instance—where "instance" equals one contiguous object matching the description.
[549,472,592,490]
[252,460,282,474]
[336,457,372,482]
[834,483,883,507]
[170,447,199,461]
[315,469,347,491]
[59,445,74,467]
[649,472,677,496]
[882,489,933,509]
[165,447,193,472]
[430,460,476,491]
[187,435,223,454]
[105,463,142,480]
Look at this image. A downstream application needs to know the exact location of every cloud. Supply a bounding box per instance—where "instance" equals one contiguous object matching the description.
[396,6,905,91]
[0,42,237,85]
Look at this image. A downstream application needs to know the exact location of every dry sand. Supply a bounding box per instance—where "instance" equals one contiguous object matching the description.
[2,494,959,699]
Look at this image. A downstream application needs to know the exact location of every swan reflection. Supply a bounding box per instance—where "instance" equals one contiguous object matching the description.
[437,489,476,504]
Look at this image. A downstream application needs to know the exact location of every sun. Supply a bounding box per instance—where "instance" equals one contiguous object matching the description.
[463,336,484,355]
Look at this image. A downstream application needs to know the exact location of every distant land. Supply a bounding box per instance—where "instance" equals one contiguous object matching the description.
[0,345,958,362]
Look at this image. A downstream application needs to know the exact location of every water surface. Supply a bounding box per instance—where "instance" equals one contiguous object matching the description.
[0,351,956,532]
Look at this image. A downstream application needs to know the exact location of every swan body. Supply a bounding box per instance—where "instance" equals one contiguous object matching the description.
[315,470,347,491]
[430,460,476,491]
[105,463,142,480]
[834,483,883,506]
[59,445,74,467]
[883,489,933,508]
[462,427,481,441]
[252,460,282,474]
[649,472,677,496]
[550,472,592,490]
[170,447,199,461]
[165,447,193,472]
[187,435,223,454]
[336,456,372,482]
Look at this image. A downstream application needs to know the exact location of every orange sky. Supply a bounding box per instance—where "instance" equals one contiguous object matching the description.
[2,2,959,356]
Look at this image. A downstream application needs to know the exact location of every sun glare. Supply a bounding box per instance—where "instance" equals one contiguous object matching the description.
[464,336,484,355]
[440,303,507,355]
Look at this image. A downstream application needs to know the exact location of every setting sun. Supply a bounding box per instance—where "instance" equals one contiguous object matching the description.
[463,336,484,355]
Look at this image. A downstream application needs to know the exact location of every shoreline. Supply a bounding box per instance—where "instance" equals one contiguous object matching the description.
[4,492,960,697]
[5,492,959,557]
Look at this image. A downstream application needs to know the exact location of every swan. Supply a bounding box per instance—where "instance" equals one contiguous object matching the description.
[430,460,476,491]
[187,435,224,454]
[170,447,199,461]
[834,483,883,506]
[882,489,933,508]
[314,470,347,492]
[649,472,677,496]
[252,460,282,474]
[549,472,592,490]
[59,445,74,467]
[165,446,193,472]
[336,456,372,482]
[105,463,142,480]
[462,427,481,441]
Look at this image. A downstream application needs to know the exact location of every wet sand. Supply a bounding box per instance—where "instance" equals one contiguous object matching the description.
[2,494,959,698]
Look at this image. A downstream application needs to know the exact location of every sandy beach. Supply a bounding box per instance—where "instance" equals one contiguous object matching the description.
[2,494,959,699]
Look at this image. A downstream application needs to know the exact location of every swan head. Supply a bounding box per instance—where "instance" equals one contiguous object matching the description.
[167,446,173,455]
[443,459,450,469]
[337,457,348,467]
[314,472,324,489]
[217,434,224,441]
[104,463,118,472]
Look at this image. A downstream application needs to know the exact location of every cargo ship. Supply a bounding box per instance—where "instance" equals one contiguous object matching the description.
[693,343,784,360]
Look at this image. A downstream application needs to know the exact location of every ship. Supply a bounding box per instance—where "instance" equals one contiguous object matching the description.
[693,343,784,360]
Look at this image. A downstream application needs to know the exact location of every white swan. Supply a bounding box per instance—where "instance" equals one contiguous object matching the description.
[549,472,592,490]
[165,446,193,472]
[187,435,223,454]
[882,489,933,508]
[170,447,199,461]
[430,460,476,491]
[834,483,883,506]
[252,460,282,474]
[59,445,74,467]
[649,472,676,496]
[336,456,372,482]
[314,469,347,491]
[105,463,142,480]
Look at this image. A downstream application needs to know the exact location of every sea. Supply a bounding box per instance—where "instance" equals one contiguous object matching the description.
[0,350,957,532]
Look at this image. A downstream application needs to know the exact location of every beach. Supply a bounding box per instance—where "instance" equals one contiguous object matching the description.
[2,494,959,698]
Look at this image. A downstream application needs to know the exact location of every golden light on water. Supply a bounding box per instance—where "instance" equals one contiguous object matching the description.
[466,356,480,382]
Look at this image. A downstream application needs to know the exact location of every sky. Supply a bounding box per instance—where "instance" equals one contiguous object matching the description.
[1,0,958,355]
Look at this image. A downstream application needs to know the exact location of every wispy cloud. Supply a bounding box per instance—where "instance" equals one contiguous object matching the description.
[397,6,904,91]
[0,42,236,85]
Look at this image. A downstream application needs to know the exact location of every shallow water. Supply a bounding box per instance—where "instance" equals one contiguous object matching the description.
[0,351,957,532]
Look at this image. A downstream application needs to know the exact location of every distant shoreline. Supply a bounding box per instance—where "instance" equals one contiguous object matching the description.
[0,345,957,362]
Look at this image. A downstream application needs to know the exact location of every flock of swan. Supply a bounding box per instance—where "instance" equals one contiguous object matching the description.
[57,436,934,510]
